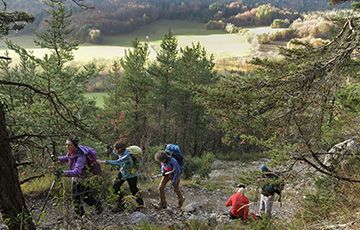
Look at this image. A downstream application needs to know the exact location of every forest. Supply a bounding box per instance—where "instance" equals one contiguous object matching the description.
[1,0,360,229]
[6,0,351,40]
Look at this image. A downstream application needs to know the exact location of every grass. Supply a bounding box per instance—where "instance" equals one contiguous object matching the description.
[101,19,226,47]
[84,92,107,108]
[216,151,268,162]
[1,20,280,63]
[21,174,54,198]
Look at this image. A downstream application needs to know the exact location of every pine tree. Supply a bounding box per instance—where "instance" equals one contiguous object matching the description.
[148,30,179,143]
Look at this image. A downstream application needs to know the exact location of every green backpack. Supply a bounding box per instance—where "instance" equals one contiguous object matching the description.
[126,145,143,170]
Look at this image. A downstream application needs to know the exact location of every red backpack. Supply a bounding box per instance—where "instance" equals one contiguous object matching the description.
[79,145,102,175]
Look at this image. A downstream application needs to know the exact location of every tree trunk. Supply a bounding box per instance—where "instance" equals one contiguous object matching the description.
[0,103,36,230]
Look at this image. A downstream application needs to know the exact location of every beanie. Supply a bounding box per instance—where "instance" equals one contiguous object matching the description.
[69,136,79,147]
[260,165,269,172]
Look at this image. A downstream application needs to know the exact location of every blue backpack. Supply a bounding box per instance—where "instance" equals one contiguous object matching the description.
[165,144,184,168]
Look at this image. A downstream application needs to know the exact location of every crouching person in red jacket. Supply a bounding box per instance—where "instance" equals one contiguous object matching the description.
[226,184,253,222]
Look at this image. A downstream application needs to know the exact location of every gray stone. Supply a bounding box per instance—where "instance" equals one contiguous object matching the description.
[183,202,199,213]
[130,211,150,224]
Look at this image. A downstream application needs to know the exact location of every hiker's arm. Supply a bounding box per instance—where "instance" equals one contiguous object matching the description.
[58,155,68,164]
[225,197,232,207]
[63,155,86,177]
[243,204,249,221]
[106,152,130,166]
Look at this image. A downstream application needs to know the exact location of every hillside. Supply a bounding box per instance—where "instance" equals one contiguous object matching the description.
[7,0,349,41]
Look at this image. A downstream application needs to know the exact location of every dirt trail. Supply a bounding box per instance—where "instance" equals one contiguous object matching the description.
[28,159,307,229]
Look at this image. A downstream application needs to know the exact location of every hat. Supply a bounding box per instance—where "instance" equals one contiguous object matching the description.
[236,184,245,194]
[237,184,246,189]
[69,136,79,147]
[260,165,269,172]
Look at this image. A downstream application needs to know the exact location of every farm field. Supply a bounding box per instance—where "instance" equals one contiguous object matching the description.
[84,92,107,108]
[0,20,283,63]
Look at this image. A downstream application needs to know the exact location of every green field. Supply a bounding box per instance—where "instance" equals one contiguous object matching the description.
[0,20,281,63]
[85,92,107,108]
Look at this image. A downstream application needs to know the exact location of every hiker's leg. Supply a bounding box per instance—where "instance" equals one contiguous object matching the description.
[228,211,240,220]
[113,172,126,205]
[259,194,266,215]
[158,175,171,207]
[81,182,102,209]
[173,179,185,208]
[265,195,274,217]
[72,182,85,216]
[127,176,144,206]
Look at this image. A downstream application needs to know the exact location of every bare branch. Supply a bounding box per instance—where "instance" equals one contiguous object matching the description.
[0,55,11,60]
[9,133,63,142]
[20,174,45,185]
[0,80,106,144]
[50,0,95,10]
[16,161,34,167]
[1,0,6,11]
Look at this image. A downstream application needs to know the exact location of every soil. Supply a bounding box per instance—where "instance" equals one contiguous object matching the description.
[26,159,311,229]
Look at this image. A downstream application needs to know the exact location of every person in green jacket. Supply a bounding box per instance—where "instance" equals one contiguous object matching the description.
[98,141,144,212]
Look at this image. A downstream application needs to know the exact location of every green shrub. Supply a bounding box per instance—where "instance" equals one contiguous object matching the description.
[271,19,290,28]
[205,20,226,30]
[183,152,215,179]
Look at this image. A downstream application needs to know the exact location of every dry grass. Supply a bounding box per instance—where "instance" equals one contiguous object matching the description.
[291,163,360,230]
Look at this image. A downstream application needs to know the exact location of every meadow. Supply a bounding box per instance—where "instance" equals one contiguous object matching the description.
[84,92,107,108]
[0,20,283,63]
[1,20,283,108]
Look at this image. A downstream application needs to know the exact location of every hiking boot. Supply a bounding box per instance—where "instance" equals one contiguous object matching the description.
[158,203,167,209]
[135,205,145,211]
[111,205,125,213]
[75,206,85,216]
[178,197,185,208]
[95,204,104,215]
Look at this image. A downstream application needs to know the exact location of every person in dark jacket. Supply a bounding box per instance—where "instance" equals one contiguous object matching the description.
[258,165,284,218]
[154,150,185,209]
[57,136,103,216]
[98,141,144,212]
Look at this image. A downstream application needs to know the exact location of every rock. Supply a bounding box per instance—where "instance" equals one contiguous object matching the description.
[0,224,8,230]
[209,213,217,226]
[183,202,199,213]
[130,211,150,224]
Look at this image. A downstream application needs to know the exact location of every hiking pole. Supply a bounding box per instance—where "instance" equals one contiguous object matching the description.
[236,202,253,212]
[151,170,175,178]
[36,142,60,222]
[37,178,57,222]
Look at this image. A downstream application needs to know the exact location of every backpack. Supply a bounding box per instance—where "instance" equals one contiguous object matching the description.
[79,145,102,175]
[126,145,143,170]
[165,144,184,168]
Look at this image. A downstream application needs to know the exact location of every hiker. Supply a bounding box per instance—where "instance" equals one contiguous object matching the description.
[164,144,184,169]
[97,141,144,212]
[154,150,185,209]
[56,136,103,216]
[225,184,251,221]
[258,165,284,218]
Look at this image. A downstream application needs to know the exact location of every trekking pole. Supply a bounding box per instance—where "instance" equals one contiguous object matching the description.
[37,178,57,222]
[236,202,253,212]
[151,170,175,178]
[36,141,60,222]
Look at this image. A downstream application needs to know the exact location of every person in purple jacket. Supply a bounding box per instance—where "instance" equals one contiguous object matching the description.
[57,136,103,216]
[154,150,185,209]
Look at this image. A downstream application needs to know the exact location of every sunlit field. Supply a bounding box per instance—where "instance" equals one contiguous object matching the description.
[0,20,283,63]
[84,92,107,108]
